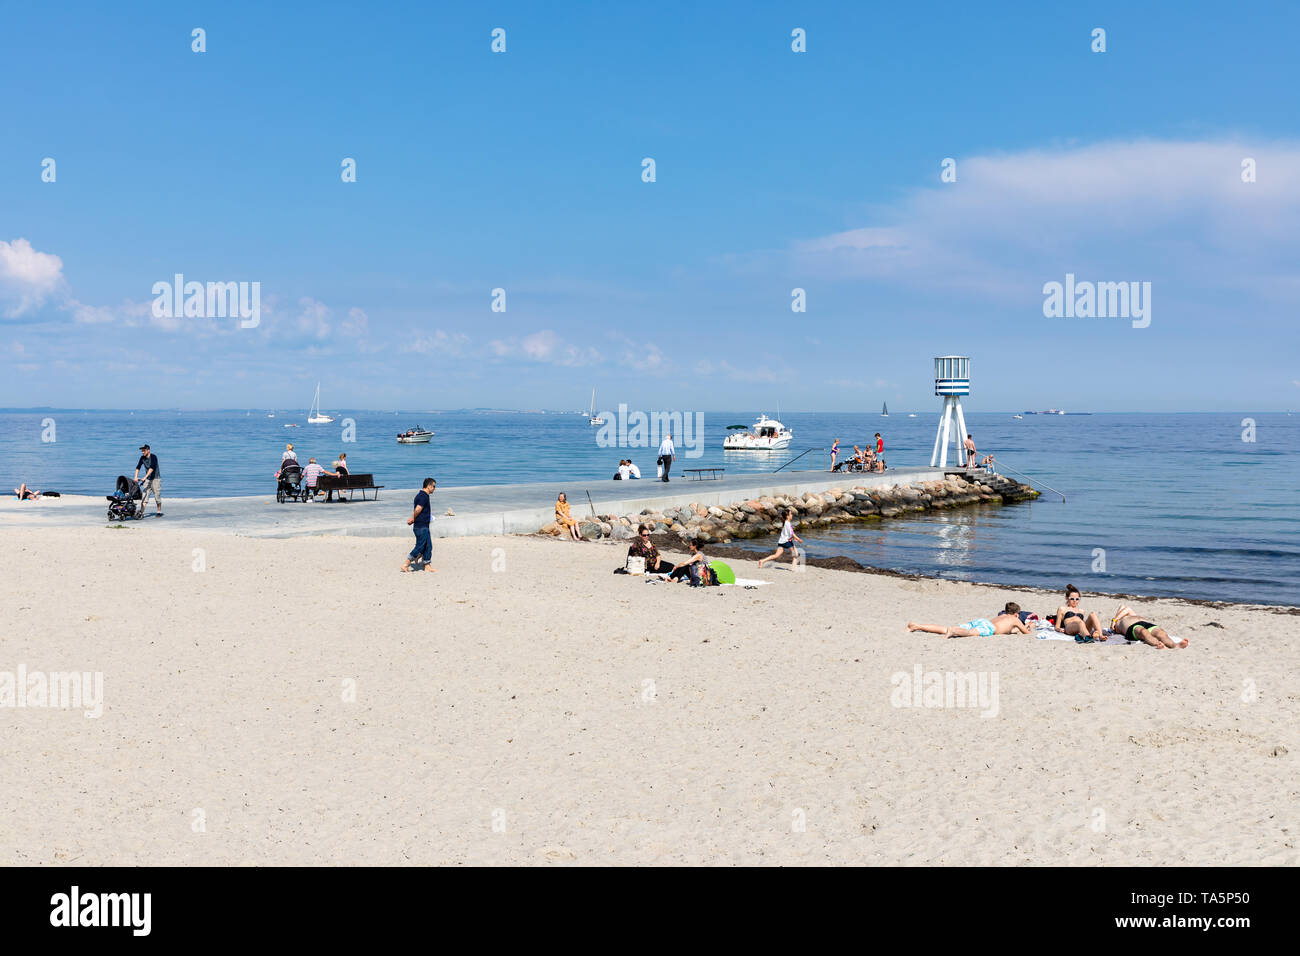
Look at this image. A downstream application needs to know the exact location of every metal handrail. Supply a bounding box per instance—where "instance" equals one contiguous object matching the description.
[988,459,1067,502]
[773,447,826,473]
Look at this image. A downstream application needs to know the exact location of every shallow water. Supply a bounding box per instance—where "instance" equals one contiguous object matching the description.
[3,409,1296,605]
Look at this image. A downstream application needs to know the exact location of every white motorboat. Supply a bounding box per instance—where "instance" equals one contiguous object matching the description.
[307,383,335,423]
[1012,414,1024,420]
[397,426,434,444]
[723,414,793,450]
[586,388,605,426]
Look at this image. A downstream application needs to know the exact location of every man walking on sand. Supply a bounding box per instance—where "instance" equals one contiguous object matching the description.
[133,443,163,517]
[401,478,437,572]
[657,432,675,482]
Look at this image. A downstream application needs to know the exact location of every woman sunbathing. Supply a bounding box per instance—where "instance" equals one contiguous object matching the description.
[1054,584,1106,641]
[13,484,41,500]
[1111,605,1188,649]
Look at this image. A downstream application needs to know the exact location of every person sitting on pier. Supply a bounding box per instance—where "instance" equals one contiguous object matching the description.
[906,603,1033,638]
[1111,605,1188,649]
[283,443,298,462]
[302,458,339,501]
[555,492,584,541]
[1053,585,1106,641]
[614,460,632,480]
[832,445,864,473]
[627,524,673,573]
[626,460,641,479]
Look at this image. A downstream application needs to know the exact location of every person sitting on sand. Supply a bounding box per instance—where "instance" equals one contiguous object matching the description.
[758,510,803,569]
[555,492,584,541]
[668,539,712,584]
[1053,584,1106,641]
[627,524,674,573]
[907,603,1034,638]
[1111,605,1188,649]
[13,483,41,500]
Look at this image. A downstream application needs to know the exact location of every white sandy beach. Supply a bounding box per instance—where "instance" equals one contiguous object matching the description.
[1,519,1296,866]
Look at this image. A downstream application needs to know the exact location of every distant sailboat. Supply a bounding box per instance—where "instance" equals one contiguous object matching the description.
[587,389,605,426]
[308,383,335,424]
[881,402,889,417]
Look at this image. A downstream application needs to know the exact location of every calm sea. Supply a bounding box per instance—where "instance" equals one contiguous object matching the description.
[3,409,1297,606]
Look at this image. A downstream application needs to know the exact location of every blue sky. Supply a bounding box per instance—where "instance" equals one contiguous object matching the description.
[2,1,1298,412]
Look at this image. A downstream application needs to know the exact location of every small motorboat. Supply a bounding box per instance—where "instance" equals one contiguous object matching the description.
[397,427,434,444]
[1012,414,1024,420]
[723,414,793,450]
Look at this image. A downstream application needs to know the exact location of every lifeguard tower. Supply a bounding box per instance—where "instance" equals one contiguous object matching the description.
[929,356,970,468]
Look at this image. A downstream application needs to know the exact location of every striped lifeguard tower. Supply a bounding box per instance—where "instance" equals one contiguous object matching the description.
[929,356,971,468]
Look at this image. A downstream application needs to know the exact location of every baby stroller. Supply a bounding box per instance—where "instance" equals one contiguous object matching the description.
[277,461,308,503]
[106,475,144,520]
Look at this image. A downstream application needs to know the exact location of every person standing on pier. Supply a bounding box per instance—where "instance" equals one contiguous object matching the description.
[963,434,977,467]
[830,438,840,471]
[657,433,675,482]
[401,477,437,572]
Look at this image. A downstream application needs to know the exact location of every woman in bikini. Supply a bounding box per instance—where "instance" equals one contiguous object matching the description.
[1054,584,1106,641]
[1111,605,1187,649]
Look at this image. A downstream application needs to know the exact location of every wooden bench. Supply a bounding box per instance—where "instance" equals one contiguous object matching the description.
[683,467,725,481]
[315,473,384,501]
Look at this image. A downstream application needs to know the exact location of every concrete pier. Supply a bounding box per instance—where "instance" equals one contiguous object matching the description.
[0,468,948,539]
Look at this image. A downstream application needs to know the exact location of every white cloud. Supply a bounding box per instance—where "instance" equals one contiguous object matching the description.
[788,140,1300,308]
[0,239,64,317]
[490,329,601,366]
[404,329,470,356]
[296,297,331,339]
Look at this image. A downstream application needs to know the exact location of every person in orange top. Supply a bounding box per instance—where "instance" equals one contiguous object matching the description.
[555,492,585,541]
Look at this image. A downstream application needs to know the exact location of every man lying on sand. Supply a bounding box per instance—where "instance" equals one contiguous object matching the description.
[1111,605,1188,649]
[907,602,1034,638]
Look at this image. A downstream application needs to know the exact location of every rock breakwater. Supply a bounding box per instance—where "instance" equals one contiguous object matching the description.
[538,472,1038,543]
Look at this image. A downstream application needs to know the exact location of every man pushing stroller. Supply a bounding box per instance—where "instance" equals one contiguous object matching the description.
[133,444,163,517]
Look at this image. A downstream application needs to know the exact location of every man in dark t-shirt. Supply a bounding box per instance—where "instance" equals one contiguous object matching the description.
[401,478,437,573]
[133,444,163,516]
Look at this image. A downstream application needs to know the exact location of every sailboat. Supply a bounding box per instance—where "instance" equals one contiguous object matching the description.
[881,402,889,417]
[307,383,335,424]
[587,389,605,426]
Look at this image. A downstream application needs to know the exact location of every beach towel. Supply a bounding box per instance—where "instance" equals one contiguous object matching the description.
[1034,621,1184,646]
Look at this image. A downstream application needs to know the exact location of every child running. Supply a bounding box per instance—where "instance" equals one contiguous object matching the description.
[758,510,803,569]
[907,603,1033,639]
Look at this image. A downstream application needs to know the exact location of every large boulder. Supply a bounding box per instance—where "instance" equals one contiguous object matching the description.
[540,522,561,536]
[609,523,635,540]
[579,521,603,539]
